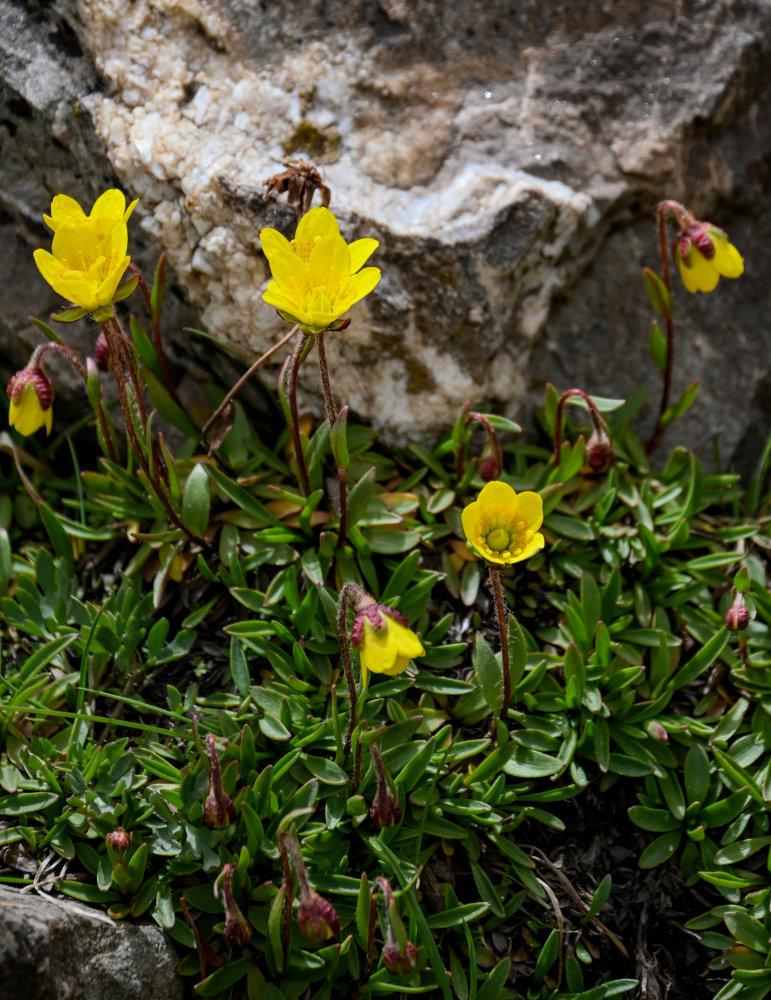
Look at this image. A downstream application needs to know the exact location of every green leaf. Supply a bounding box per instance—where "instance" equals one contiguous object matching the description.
[506,614,527,694]
[713,837,771,865]
[196,956,253,996]
[502,746,563,778]
[425,902,490,928]
[668,628,728,690]
[302,756,349,785]
[229,638,251,697]
[470,859,505,918]
[205,466,283,528]
[39,504,74,575]
[113,273,140,303]
[724,911,771,954]
[583,874,612,922]
[182,463,212,538]
[643,267,672,319]
[330,405,349,468]
[477,958,511,1000]
[0,790,60,814]
[144,366,199,438]
[533,929,560,982]
[546,513,596,541]
[684,743,711,806]
[563,642,586,701]
[628,806,681,833]
[659,380,700,433]
[473,633,503,716]
[356,872,372,944]
[638,829,682,868]
[52,305,88,322]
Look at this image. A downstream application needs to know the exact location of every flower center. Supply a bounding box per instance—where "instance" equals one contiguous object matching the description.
[485,527,510,552]
[476,511,533,561]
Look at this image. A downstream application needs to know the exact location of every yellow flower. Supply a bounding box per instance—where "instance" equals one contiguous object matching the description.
[675,223,744,294]
[260,206,380,334]
[6,368,54,436]
[461,480,545,566]
[33,189,138,313]
[351,604,425,686]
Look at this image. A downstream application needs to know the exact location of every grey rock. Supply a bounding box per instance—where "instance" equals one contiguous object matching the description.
[0,885,184,1000]
[1,0,769,466]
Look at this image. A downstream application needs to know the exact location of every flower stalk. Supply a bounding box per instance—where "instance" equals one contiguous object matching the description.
[201,323,300,455]
[553,388,613,471]
[455,403,503,485]
[488,565,511,732]
[316,332,348,544]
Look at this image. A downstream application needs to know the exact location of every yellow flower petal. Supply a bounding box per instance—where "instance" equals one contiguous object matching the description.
[45,194,87,231]
[712,234,744,279]
[349,238,379,273]
[92,189,127,222]
[260,227,292,259]
[8,384,52,436]
[345,267,381,306]
[477,480,518,508]
[358,613,424,686]
[460,499,482,546]
[295,206,340,249]
[678,251,718,293]
[308,234,351,286]
[512,491,544,532]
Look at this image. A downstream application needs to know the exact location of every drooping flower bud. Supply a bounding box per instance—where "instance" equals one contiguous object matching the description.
[6,366,55,436]
[278,828,341,944]
[376,877,418,975]
[725,590,749,632]
[349,589,425,687]
[383,938,420,975]
[585,427,614,473]
[297,889,341,943]
[370,746,402,829]
[204,732,236,829]
[214,864,253,947]
[673,220,744,294]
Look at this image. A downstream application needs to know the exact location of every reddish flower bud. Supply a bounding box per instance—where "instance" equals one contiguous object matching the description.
[477,454,500,481]
[585,428,614,473]
[383,938,419,975]
[214,864,253,947]
[106,827,132,855]
[725,591,749,632]
[204,732,236,829]
[94,331,111,371]
[297,890,340,943]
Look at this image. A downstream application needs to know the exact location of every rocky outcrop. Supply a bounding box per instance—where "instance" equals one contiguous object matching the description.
[1,0,769,463]
[0,885,183,1000]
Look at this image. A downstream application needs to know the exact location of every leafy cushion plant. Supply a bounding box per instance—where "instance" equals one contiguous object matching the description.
[1,388,769,1000]
[1,180,768,1000]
